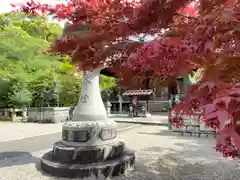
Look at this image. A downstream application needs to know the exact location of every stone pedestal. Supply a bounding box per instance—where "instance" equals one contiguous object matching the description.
[40,68,135,178]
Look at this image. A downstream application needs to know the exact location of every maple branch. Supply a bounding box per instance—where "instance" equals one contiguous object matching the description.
[174,12,198,20]
[100,39,142,63]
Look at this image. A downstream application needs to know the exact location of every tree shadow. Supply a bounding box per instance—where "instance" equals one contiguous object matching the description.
[130,130,240,180]
[1,128,240,180]
[0,151,38,168]
[132,153,238,180]
[0,150,56,179]
[33,139,240,180]
[2,146,240,180]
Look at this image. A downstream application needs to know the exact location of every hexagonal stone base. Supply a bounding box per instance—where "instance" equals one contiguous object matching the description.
[53,141,125,164]
[41,150,135,178]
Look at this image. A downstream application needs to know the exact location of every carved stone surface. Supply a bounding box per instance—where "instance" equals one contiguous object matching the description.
[61,120,118,147]
[71,69,108,122]
[62,121,117,132]
[99,128,117,140]
[41,149,135,178]
[62,130,89,142]
[62,128,117,142]
[39,69,135,178]
[53,141,125,164]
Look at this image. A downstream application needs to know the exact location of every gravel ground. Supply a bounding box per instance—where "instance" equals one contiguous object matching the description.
[1,125,240,180]
[0,123,63,142]
[0,121,138,142]
[0,123,139,154]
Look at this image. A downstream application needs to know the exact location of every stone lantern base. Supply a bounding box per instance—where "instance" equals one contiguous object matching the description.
[40,121,135,178]
[40,69,135,178]
[41,144,134,178]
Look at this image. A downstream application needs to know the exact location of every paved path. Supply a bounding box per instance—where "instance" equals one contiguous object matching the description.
[0,123,138,155]
[0,115,168,142]
[1,125,240,180]
[0,120,141,143]
[0,122,63,142]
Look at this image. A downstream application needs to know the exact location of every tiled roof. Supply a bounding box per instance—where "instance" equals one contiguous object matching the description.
[123,89,153,96]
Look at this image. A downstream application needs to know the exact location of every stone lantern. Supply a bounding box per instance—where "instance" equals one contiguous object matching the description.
[40,67,135,178]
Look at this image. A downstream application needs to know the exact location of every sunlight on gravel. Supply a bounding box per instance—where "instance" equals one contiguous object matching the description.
[1,126,240,180]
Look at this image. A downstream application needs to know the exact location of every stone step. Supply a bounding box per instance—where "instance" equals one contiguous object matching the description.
[53,141,125,164]
[41,149,135,178]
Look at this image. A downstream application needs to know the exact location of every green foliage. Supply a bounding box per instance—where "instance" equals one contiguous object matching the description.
[0,14,12,29]
[0,13,81,108]
[58,73,82,107]
[100,75,117,101]
[9,87,32,108]
[0,12,114,108]
[2,12,62,41]
[100,75,116,92]
[0,78,13,107]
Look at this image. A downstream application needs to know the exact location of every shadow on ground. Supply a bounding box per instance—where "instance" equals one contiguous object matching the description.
[33,131,240,180]
[0,151,38,168]
[133,130,240,180]
[1,129,240,180]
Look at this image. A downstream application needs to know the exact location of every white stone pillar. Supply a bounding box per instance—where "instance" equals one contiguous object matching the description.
[62,67,118,147]
[72,69,108,122]
[118,94,123,114]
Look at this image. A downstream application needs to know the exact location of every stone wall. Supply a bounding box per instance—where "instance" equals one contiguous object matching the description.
[27,107,70,123]
[0,108,27,122]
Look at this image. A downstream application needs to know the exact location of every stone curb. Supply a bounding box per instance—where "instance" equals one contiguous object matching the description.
[116,120,168,126]
[117,124,142,132]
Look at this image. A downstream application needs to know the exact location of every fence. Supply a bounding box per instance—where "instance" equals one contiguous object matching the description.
[170,112,216,137]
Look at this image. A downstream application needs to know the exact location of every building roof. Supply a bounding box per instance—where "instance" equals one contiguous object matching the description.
[122,89,153,96]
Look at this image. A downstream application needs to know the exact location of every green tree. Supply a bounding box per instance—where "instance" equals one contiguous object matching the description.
[100,75,117,101]
[0,12,115,108]
[2,12,62,41]
[100,75,116,92]
[0,20,62,107]
[58,73,82,107]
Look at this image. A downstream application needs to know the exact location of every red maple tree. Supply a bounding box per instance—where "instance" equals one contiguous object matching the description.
[127,0,240,158]
[11,0,240,158]
[10,0,192,70]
